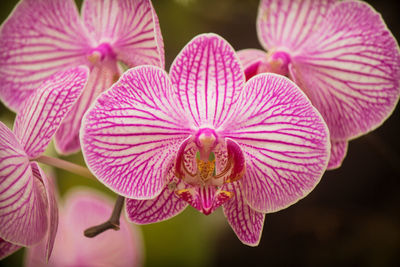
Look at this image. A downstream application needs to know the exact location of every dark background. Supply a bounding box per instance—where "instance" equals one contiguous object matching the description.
[1,0,400,266]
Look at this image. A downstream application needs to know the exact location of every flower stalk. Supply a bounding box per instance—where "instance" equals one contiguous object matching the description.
[84,195,125,238]
[36,155,96,180]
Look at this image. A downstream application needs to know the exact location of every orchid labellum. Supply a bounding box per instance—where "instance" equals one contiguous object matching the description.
[81,33,330,245]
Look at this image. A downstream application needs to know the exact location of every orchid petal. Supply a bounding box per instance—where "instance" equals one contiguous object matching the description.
[54,63,118,155]
[327,140,348,170]
[81,66,191,198]
[13,66,88,159]
[170,33,245,128]
[291,1,400,140]
[0,0,91,111]
[25,188,142,267]
[223,182,265,246]
[30,163,58,261]
[257,0,336,52]
[222,74,330,213]
[126,173,188,224]
[237,49,268,81]
[151,1,165,68]
[82,0,164,68]
[0,122,47,245]
[0,238,21,260]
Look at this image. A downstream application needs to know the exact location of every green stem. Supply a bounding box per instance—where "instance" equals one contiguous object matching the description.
[35,155,95,180]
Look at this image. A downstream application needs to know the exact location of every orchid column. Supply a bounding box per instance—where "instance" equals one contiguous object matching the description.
[0,0,164,154]
[81,33,331,245]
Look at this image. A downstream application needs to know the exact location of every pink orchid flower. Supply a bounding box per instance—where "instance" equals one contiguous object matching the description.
[0,0,164,155]
[0,67,88,260]
[25,188,143,267]
[81,33,330,245]
[238,0,400,169]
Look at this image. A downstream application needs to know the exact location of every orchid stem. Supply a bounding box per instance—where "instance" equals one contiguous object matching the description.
[84,195,125,238]
[35,155,96,180]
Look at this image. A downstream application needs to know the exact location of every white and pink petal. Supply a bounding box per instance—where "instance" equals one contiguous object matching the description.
[54,63,117,155]
[30,163,58,261]
[13,66,88,159]
[81,66,191,198]
[0,0,91,111]
[221,74,330,213]
[149,0,165,68]
[223,182,265,246]
[257,0,336,53]
[290,1,400,141]
[327,140,348,170]
[0,122,47,246]
[82,0,164,68]
[170,33,245,128]
[126,174,188,224]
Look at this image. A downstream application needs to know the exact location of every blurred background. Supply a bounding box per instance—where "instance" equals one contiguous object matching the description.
[1,0,399,266]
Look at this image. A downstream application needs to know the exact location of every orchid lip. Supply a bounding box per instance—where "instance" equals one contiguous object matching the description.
[175,186,233,215]
[173,130,246,215]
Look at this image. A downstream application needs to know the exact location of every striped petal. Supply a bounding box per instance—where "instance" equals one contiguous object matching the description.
[30,163,58,261]
[0,122,47,246]
[327,140,348,170]
[126,174,188,224]
[221,74,330,213]
[290,1,400,141]
[13,66,88,159]
[0,0,91,111]
[0,238,21,260]
[170,33,245,128]
[223,182,265,246]
[25,188,142,267]
[257,0,336,53]
[81,66,191,198]
[54,62,118,155]
[237,49,268,81]
[82,0,164,68]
